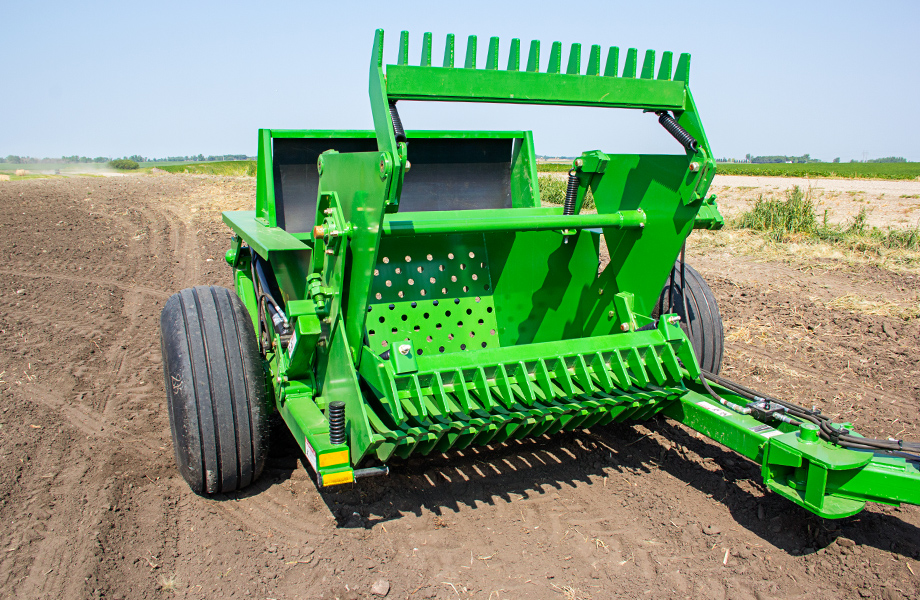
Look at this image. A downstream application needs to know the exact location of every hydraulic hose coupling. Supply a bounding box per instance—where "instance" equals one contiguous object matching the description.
[328,401,346,445]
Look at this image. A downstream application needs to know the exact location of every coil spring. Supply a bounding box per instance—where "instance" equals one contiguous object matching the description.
[657,111,699,153]
[388,102,407,143]
[562,170,579,215]
[328,401,346,445]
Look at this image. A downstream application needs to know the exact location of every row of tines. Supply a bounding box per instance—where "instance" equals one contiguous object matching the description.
[393,31,689,82]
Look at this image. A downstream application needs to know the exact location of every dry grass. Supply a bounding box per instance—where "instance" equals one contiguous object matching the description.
[157,574,180,593]
[817,293,920,320]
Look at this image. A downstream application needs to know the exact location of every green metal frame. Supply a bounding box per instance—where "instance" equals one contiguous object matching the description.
[218,30,920,517]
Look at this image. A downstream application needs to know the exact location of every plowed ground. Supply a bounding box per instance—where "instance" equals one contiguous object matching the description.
[1,174,919,600]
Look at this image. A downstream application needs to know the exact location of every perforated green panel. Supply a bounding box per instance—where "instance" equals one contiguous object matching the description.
[366,234,499,357]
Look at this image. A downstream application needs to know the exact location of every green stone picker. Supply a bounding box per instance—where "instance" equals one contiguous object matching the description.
[159,30,920,519]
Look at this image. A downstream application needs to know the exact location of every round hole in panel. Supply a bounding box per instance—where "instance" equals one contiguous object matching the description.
[436,323,442,330]
[469,331,475,337]
[408,278,414,285]
[426,335,433,342]
[420,289,427,296]
[423,312,430,319]
[401,314,408,321]
[382,340,389,346]
[374,269,379,276]
[389,304,396,310]
[382,256,389,264]
[413,325,420,332]
[451,275,457,282]
[454,298,460,305]
[385,280,392,287]
[367,306,373,312]
[378,316,385,323]
[391,327,398,334]
[411,301,417,308]
[448,253,455,260]
[441,288,447,295]
[432,300,439,306]
[448,333,454,341]
[469,252,475,258]
[472,274,478,281]
[445,310,451,317]
[462,286,469,292]
[438,265,445,272]
[439,346,445,353]
[490,329,496,335]
[484,284,490,291]
[430,277,436,284]
[475,296,481,303]
[466,308,472,315]
[405,255,412,262]
[395,267,401,274]
[457,321,463,327]
[486,306,493,313]
[417,266,423,273]
[481,342,487,348]
[460,344,466,350]
[478,319,484,324]
[375,292,382,300]
[398,290,404,298]
[368,329,375,335]
[460,263,466,270]
[417,349,423,355]
[426,254,433,261]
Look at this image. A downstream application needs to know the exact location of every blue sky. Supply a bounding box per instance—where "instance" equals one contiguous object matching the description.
[2,0,917,161]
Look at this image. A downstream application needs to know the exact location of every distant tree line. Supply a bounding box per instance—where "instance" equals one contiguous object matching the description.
[1,154,253,164]
[865,156,906,163]
[1,155,110,164]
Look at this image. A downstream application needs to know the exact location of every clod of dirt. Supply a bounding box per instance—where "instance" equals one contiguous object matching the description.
[370,578,390,596]
[837,537,856,548]
[702,524,721,536]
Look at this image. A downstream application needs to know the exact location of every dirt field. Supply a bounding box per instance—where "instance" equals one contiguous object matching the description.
[1,174,919,600]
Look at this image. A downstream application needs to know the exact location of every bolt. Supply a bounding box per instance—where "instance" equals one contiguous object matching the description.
[689,162,700,172]
[324,208,334,215]
[313,224,325,238]
[608,311,615,319]
[639,223,645,229]
[575,158,584,168]
[325,249,334,255]
[620,323,630,332]
[397,343,412,356]
[405,160,412,172]
[667,315,681,324]
[598,289,604,295]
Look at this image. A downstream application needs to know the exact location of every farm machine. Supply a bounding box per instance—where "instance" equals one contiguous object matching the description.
[160,30,920,519]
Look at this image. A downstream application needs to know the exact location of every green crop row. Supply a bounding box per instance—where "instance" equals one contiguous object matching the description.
[157,161,257,177]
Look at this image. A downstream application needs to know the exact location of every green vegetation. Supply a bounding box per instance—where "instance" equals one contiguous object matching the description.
[109,159,139,170]
[715,162,920,180]
[158,160,257,177]
[735,186,920,253]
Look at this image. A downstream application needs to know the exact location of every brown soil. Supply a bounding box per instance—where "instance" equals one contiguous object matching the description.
[1,174,919,600]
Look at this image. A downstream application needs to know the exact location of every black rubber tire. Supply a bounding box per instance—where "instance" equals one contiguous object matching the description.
[652,262,725,374]
[159,286,268,495]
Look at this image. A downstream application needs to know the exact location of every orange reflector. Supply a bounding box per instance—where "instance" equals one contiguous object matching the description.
[321,471,354,486]
[318,449,349,468]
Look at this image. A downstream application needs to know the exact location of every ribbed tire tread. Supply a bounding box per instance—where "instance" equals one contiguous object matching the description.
[652,263,725,374]
[160,286,268,494]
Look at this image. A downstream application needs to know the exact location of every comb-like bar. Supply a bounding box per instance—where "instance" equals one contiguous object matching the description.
[640,49,655,79]
[587,44,601,76]
[603,46,619,77]
[566,43,582,74]
[486,36,499,70]
[657,51,672,80]
[526,40,540,72]
[398,31,409,66]
[548,41,562,74]
[623,48,637,78]
[465,35,477,69]
[421,32,433,67]
[674,52,690,83]
[443,33,455,67]
[507,38,521,71]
